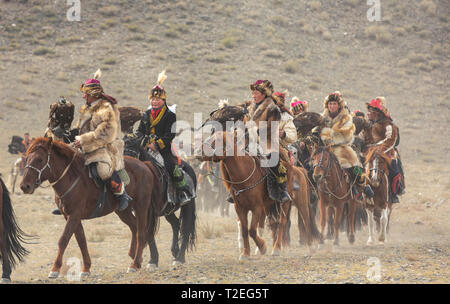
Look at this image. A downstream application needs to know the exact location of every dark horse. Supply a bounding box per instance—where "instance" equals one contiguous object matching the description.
[0,176,31,282]
[20,137,163,277]
[123,135,197,268]
[311,146,358,246]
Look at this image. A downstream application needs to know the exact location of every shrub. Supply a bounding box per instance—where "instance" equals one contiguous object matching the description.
[33,47,54,56]
[99,5,120,17]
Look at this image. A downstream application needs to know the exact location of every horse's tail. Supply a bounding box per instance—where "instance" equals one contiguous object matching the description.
[0,177,32,268]
[179,160,197,251]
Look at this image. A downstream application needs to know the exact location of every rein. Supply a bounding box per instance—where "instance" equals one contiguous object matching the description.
[313,148,357,200]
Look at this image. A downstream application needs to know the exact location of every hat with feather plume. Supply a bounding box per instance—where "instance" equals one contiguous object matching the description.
[150,70,168,101]
[80,69,104,98]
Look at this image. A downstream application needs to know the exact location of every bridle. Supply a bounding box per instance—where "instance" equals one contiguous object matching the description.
[25,144,78,190]
[312,148,357,200]
[25,149,52,188]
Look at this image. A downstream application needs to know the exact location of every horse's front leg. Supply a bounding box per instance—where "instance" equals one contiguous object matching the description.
[318,198,327,246]
[73,222,91,277]
[49,215,81,278]
[250,209,267,256]
[347,200,356,244]
[378,207,389,244]
[366,206,376,245]
[235,206,250,260]
[333,203,344,247]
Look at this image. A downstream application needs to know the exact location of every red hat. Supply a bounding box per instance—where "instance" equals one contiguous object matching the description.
[367,97,390,119]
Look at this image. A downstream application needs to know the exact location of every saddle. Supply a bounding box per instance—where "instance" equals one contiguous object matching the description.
[146,150,196,215]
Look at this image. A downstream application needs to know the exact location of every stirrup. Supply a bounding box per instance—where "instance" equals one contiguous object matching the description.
[116,192,132,211]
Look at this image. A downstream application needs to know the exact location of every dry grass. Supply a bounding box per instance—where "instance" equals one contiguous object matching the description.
[365,25,393,44]
[99,5,120,17]
[419,0,437,17]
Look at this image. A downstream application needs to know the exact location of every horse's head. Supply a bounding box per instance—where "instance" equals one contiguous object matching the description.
[311,146,333,183]
[20,137,54,194]
[365,147,391,187]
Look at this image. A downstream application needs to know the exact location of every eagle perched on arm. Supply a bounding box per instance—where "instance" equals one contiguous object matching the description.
[201,99,249,131]
[293,112,323,138]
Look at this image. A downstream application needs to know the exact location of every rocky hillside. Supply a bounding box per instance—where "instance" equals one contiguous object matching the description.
[0,0,448,168]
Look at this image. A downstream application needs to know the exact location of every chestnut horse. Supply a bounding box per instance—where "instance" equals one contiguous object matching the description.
[20,138,163,277]
[0,177,31,282]
[311,146,358,246]
[200,131,320,259]
[364,147,393,245]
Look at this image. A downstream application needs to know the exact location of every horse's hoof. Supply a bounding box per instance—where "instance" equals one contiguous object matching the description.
[80,272,90,279]
[48,271,59,279]
[307,246,316,255]
[348,235,355,244]
[127,267,138,273]
[172,260,184,267]
[367,239,375,246]
[378,241,385,245]
[271,249,281,256]
[146,263,158,271]
[1,278,11,283]
[239,254,249,261]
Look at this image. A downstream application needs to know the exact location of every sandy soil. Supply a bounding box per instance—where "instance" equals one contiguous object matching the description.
[4,161,449,284]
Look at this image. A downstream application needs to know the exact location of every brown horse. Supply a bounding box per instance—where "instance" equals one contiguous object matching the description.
[311,146,358,246]
[20,137,163,277]
[364,147,393,245]
[200,131,319,259]
[0,176,31,282]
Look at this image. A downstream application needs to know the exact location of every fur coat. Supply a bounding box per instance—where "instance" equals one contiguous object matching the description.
[320,107,360,168]
[75,99,125,172]
[364,117,399,159]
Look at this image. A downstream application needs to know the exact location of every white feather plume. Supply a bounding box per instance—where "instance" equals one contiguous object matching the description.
[93,69,102,80]
[218,99,229,109]
[157,70,167,86]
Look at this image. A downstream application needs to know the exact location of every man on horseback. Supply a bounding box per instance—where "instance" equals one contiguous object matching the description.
[317,92,374,200]
[135,70,193,207]
[365,97,405,203]
[246,81,297,203]
[73,69,131,211]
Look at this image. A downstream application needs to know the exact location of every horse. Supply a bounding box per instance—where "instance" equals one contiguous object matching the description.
[20,137,163,277]
[311,146,359,246]
[122,135,197,268]
[199,131,320,259]
[197,161,230,216]
[0,176,31,282]
[364,147,393,245]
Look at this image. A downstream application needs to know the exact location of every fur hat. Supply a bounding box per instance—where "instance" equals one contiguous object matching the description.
[323,91,346,110]
[250,80,274,97]
[367,96,391,119]
[149,70,168,101]
[290,96,308,114]
[80,69,104,97]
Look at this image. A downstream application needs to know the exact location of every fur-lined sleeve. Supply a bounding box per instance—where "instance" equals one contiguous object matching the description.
[280,112,297,145]
[77,102,118,153]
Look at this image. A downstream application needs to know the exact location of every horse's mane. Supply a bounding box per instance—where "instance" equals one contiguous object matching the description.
[27,137,85,172]
[365,147,392,166]
[312,145,342,170]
